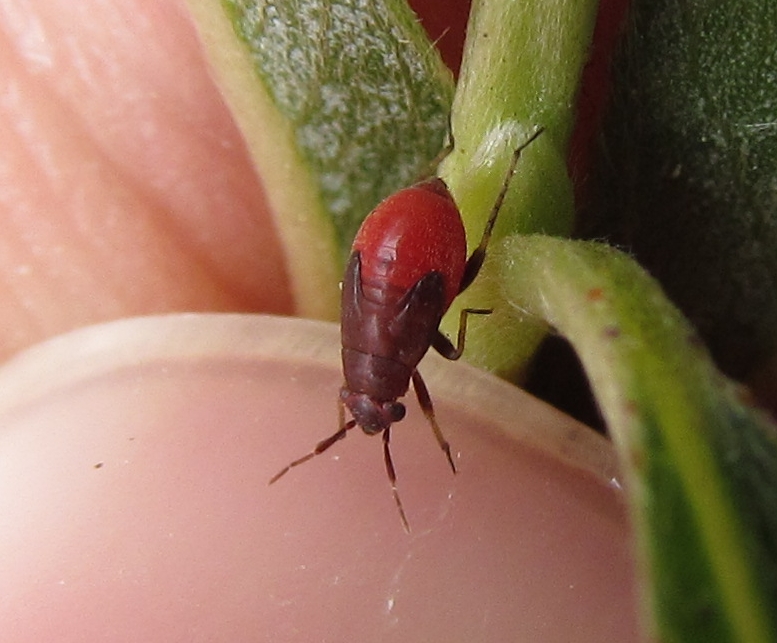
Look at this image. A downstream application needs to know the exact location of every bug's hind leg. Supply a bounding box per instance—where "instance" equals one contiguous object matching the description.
[411,369,456,474]
[458,127,545,293]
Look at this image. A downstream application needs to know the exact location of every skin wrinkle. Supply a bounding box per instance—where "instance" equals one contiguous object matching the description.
[0,0,293,360]
[0,1,55,72]
[0,57,93,340]
[0,50,166,312]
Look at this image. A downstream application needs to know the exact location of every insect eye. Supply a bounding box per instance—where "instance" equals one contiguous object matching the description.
[384,402,406,423]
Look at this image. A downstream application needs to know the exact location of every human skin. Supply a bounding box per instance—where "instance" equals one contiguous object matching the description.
[0,0,640,640]
[0,0,292,361]
[0,315,638,641]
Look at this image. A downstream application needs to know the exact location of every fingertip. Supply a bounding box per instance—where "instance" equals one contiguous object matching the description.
[0,315,638,641]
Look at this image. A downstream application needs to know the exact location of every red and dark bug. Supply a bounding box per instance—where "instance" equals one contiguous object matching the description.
[270,127,544,530]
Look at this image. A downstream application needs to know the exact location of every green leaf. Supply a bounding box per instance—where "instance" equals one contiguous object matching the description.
[586,0,777,380]
[499,234,777,643]
[186,0,454,318]
[437,0,599,376]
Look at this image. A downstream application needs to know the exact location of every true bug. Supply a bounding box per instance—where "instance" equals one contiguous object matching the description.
[270,127,544,530]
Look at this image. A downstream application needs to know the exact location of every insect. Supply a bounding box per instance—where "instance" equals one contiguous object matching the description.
[270,127,544,530]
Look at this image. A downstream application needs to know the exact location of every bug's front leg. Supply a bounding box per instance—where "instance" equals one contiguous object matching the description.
[381,427,410,533]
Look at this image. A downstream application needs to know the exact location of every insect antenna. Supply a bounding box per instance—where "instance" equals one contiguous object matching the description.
[382,427,411,533]
[269,419,357,485]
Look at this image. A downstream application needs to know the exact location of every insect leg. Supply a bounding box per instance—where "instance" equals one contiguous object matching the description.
[432,307,492,360]
[382,427,411,533]
[411,369,456,474]
[458,127,545,293]
[269,418,357,484]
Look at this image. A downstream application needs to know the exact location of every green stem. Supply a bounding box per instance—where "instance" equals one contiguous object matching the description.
[499,234,777,642]
[438,0,599,376]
